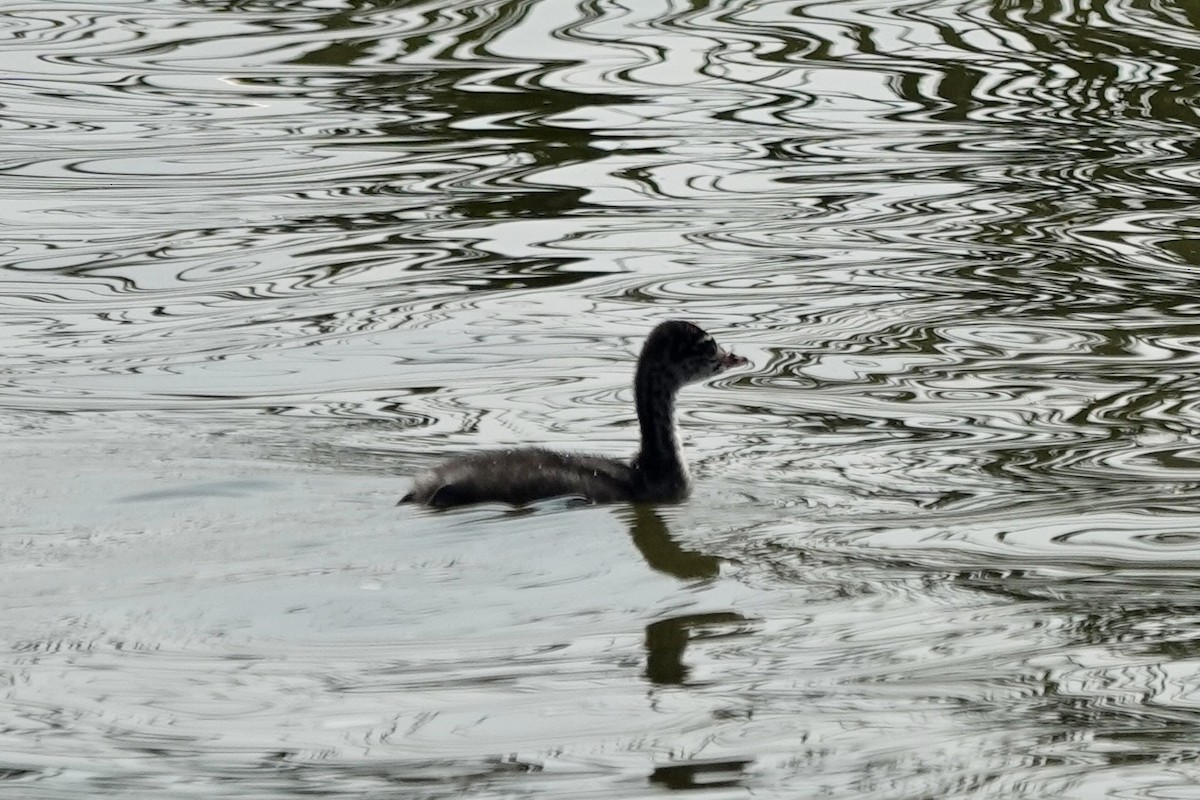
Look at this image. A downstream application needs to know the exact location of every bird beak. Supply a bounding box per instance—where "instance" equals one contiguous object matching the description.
[719,348,749,370]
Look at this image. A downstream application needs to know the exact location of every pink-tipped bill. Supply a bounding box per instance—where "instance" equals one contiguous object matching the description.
[719,348,749,370]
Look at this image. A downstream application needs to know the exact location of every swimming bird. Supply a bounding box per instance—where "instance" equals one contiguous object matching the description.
[400,320,748,508]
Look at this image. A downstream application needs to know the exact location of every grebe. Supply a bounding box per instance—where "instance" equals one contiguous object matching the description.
[401,320,748,507]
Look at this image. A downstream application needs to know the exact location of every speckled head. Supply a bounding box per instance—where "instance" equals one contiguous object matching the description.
[639,320,749,387]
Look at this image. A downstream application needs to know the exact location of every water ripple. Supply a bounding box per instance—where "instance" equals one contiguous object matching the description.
[8,0,1200,796]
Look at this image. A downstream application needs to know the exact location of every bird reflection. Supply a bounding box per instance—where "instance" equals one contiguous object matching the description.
[644,612,750,686]
[649,758,754,790]
[620,504,722,580]
[620,505,752,685]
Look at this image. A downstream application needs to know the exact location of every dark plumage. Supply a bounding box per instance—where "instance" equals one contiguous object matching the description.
[400,320,748,508]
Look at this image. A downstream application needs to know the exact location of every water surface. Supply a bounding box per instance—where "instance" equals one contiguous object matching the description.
[5,0,1200,796]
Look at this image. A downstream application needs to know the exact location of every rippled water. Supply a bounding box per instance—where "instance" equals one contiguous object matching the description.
[5,0,1200,796]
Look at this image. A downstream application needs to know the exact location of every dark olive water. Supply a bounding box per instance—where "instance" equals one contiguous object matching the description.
[5,0,1200,797]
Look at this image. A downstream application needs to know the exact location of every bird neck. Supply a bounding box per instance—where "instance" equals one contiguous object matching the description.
[633,366,685,477]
